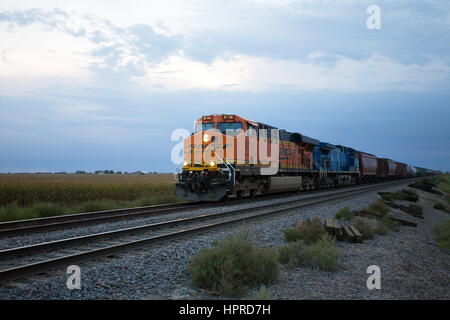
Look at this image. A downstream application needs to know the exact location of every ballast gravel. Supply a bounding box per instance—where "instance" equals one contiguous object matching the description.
[0,183,448,299]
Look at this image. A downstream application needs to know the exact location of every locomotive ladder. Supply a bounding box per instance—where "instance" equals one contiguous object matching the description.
[313,159,327,181]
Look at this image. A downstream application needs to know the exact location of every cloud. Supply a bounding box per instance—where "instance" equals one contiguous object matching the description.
[133,52,450,92]
[0,8,184,95]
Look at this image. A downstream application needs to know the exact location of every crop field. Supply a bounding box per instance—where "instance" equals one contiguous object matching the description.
[0,174,179,222]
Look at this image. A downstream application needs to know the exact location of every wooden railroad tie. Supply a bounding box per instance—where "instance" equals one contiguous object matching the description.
[383,201,424,219]
[353,210,417,227]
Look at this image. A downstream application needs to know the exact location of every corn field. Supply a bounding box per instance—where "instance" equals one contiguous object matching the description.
[0,174,177,207]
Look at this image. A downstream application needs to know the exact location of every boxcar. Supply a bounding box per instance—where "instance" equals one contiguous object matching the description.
[358,152,377,179]
[376,158,389,178]
[395,162,407,178]
[387,159,396,176]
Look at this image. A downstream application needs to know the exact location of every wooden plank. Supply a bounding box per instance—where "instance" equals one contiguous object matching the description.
[342,226,356,243]
[384,201,424,219]
[353,211,417,227]
[331,218,343,241]
[349,226,362,243]
[325,218,334,234]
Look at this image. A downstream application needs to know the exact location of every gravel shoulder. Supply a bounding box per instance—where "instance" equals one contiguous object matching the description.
[0,182,448,300]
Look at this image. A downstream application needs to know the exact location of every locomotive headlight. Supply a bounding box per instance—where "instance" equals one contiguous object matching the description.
[183,161,188,166]
[210,161,215,167]
[203,133,209,143]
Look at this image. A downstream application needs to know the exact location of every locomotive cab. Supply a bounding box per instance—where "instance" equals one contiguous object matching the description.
[176,114,245,201]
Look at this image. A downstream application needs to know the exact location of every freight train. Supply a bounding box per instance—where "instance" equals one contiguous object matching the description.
[175,114,433,201]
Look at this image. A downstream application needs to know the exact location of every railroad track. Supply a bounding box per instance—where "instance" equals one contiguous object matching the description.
[0,178,419,283]
[0,178,419,237]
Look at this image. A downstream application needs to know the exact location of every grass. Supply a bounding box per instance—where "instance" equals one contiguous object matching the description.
[278,234,340,272]
[434,202,450,214]
[190,231,280,297]
[0,174,179,222]
[252,285,271,300]
[353,219,375,240]
[374,220,389,235]
[381,192,404,202]
[408,203,423,215]
[334,207,354,221]
[435,174,450,193]
[278,241,309,269]
[282,217,326,245]
[306,233,340,271]
[367,200,390,216]
[433,219,450,251]
[0,195,181,222]
[379,215,400,232]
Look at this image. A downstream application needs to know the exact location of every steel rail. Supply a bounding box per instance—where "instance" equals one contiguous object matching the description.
[0,178,418,283]
[0,178,419,237]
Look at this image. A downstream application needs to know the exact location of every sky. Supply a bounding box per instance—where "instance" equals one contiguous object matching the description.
[0,0,449,173]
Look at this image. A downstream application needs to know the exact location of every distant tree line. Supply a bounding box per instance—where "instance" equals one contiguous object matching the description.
[1,170,174,175]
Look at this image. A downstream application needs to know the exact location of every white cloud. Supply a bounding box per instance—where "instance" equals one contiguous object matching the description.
[133,52,450,92]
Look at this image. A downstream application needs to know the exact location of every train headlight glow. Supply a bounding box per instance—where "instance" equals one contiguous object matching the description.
[203,134,209,142]
[210,161,215,167]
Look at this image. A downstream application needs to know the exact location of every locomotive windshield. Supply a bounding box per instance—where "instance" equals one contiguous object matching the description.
[195,122,215,132]
[218,122,243,136]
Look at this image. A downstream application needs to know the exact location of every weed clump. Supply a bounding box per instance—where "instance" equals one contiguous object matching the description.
[282,218,326,245]
[434,202,450,213]
[434,219,450,251]
[278,234,340,272]
[252,285,271,300]
[334,207,354,221]
[367,201,390,216]
[379,215,400,232]
[381,193,404,202]
[408,203,423,215]
[306,233,340,271]
[278,241,309,269]
[374,220,389,235]
[353,219,375,240]
[190,231,279,297]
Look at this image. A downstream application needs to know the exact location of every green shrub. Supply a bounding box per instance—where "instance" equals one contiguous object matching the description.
[282,227,302,242]
[285,218,326,245]
[367,201,390,216]
[438,175,450,194]
[434,219,450,251]
[381,193,404,201]
[379,215,400,232]
[278,241,309,269]
[334,207,354,221]
[306,233,340,271]
[374,220,389,235]
[252,285,271,300]
[190,231,280,297]
[353,219,375,240]
[408,204,423,215]
[434,202,450,213]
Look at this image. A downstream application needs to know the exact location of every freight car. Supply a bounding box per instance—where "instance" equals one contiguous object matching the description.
[176,114,422,201]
